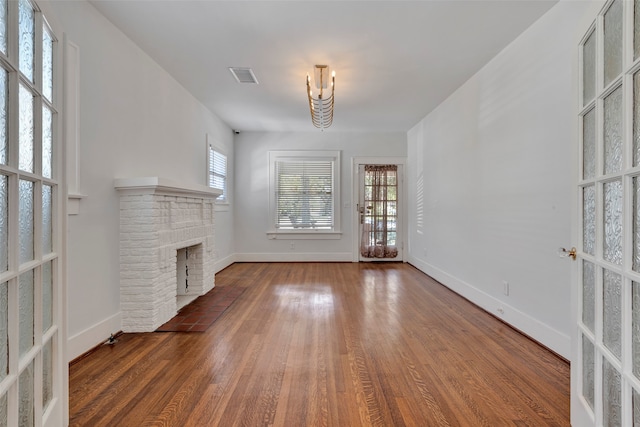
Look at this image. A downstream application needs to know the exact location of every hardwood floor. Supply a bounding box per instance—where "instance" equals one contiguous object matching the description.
[69,262,569,426]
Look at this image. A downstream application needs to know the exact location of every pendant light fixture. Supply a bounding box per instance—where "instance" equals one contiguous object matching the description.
[306,65,335,130]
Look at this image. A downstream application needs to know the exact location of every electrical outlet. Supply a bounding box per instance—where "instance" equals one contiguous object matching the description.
[290,242,295,251]
[503,280,509,296]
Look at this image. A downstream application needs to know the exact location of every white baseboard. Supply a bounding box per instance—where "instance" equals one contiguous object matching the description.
[235,252,352,262]
[68,312,121,362]
[214,253,237,273]
[408,256,570,360]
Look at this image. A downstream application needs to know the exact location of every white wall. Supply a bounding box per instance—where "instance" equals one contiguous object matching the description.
[406,0,600,360]
[234,131,406,260]
[46,0,235,360]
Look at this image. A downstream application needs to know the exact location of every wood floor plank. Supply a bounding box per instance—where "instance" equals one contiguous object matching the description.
[69,262,570,426]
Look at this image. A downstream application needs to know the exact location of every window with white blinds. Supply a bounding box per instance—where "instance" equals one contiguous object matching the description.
[208,145,227,202]
[269,151,340,233]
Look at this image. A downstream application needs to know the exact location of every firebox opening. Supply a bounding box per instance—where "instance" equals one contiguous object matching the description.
[177,243,202,310]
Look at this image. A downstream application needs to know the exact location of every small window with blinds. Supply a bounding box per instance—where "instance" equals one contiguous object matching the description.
[208,145,227,202]
[269,150,341,234]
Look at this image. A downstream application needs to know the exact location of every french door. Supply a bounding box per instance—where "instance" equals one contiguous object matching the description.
[354,160,404,262]
[575,0,640,424]
[0,0,65,426]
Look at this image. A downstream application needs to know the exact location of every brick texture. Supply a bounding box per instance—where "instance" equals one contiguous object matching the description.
[119,194,216,332]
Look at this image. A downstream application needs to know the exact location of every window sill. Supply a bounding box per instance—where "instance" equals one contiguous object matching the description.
[267,230,342,240]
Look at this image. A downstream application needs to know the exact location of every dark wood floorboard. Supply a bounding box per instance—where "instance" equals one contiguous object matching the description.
[69,262,570,426]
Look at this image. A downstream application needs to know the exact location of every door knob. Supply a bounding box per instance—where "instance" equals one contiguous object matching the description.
[558,247,577,261]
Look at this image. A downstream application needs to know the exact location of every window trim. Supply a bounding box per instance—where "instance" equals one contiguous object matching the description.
[206,135,228,208]
[268,150,341,239]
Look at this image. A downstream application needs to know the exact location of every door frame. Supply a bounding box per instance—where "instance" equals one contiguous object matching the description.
[351,157,406,262]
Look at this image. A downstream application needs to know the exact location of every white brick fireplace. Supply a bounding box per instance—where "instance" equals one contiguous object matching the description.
[115,177,222,332]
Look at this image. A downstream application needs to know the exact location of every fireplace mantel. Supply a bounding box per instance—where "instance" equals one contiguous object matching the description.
[114,177,222,199]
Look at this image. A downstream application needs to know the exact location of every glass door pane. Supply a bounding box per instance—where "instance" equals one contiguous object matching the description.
[603,357,622,426]
[583,185,596,256]
[604,180,623,265]
[583,334,595,409]
[603,270,622,359]
[0,281,6,382]
[604,0,622,86]
[18,179,33,264]
[584,108,596,178]
[19,270,33,357]
[584,31,596,104]
[633,281,640,378]
[0,175,6,272]
[18,85,32,173]
[604,87,623,175]
[583,261,596,333]
[18,0,33,82]
[18,361,34,427]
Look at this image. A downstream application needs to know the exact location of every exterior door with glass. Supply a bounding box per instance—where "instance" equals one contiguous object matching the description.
[357,163,403,262]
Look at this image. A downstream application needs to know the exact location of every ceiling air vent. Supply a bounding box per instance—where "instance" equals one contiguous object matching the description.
[229,67,259,84]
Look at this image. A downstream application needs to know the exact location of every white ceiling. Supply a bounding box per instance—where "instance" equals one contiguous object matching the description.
[88,0,558,133]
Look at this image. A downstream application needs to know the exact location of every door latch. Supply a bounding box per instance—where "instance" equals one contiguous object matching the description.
[558,247,577,261]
